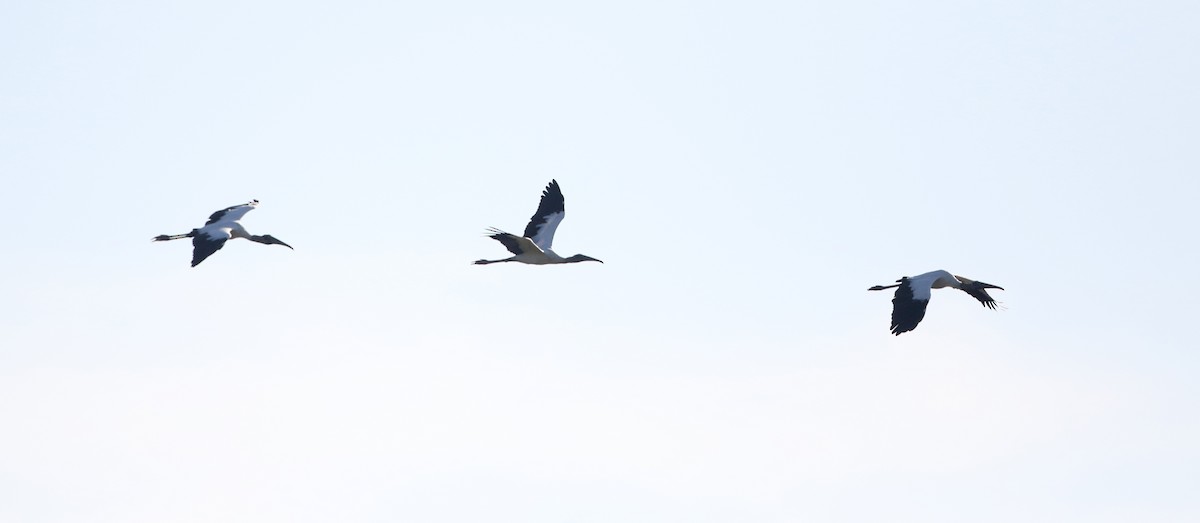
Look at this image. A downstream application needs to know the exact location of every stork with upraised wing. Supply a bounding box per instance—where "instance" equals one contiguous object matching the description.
[475,180,602,266]
[153,200,293,267]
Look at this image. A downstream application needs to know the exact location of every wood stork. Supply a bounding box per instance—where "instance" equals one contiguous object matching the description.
[868,270,1004,335]
[153,200,293,267]
[474,180,603,265]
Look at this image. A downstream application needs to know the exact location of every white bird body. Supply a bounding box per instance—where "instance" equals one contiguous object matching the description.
[153,200,293,267]
[517,253,559,265]
[509,244,566,265]
[909,270,958,299]
[475,180,602,266]
[869,269,1004,335]
[199,224,237,243]
[496,235,559,264]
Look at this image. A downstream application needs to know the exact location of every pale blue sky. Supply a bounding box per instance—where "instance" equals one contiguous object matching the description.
[2,1,1198,522]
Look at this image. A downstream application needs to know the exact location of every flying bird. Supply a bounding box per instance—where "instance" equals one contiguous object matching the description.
[475,180,603,265]
[868,270,1003,335]
[153,199,293,267]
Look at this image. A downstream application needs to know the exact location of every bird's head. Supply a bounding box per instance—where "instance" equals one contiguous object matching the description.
[565,254,603,264]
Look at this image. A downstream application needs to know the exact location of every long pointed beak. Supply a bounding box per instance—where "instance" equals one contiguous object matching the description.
[260,235,293,249]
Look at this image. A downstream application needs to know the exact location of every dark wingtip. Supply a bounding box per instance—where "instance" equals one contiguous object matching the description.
[891,325,914,335]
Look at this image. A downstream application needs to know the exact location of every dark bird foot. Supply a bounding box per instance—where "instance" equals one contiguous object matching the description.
[152,235,170,241]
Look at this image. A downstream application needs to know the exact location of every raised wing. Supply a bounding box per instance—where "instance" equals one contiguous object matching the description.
[522,180,565,250]
[205,200,259,226]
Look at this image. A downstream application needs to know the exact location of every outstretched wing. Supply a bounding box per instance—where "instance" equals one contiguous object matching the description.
[952,275,1001,310]
[191,228,232,267]
[890,278,931,335]
[205,200,259,226]
[959,285,999,309]
[486,228,541,256]
[522,180,565,250]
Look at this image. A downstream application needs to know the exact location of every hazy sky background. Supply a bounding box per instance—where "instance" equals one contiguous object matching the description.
[2,1,1198,521]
